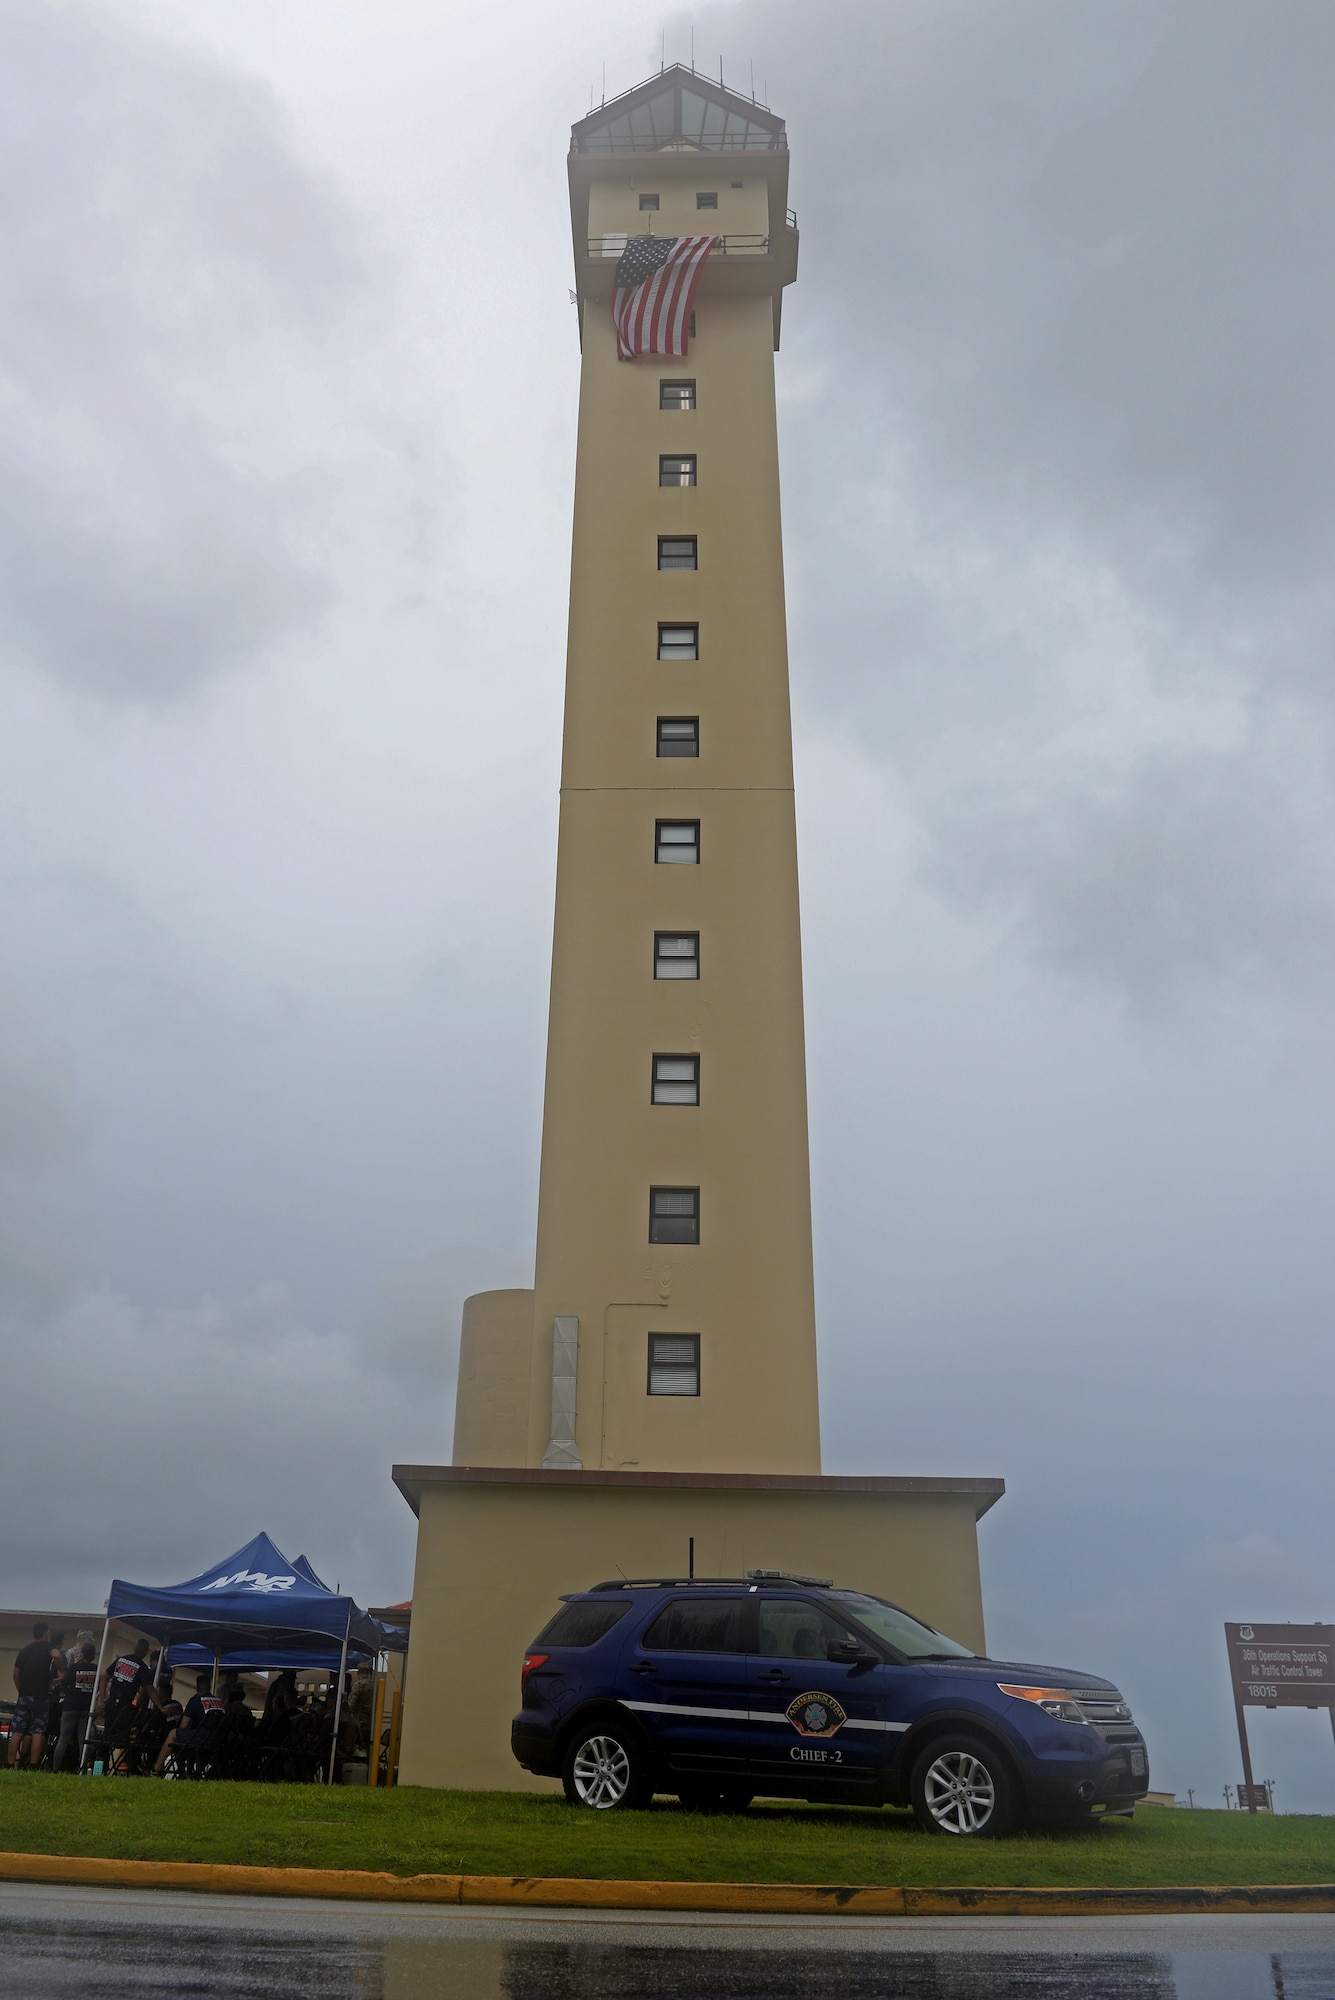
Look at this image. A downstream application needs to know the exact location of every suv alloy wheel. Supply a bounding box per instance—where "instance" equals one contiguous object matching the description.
[562,1724,652,1810]
[910,1733,1021,1837]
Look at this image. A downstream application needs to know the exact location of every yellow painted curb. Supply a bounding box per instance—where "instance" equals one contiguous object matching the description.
[0,1852,1333,1916]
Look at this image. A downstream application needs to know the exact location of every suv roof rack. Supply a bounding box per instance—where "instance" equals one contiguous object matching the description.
[745,1569,836,1587]
[588,1571,835,1591]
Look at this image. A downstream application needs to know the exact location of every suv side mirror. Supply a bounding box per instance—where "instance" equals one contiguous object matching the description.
[828,1638,872,1663]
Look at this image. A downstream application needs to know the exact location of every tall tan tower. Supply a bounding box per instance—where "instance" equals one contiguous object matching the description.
[532,76,814,1478]
[395,71,1002,1791]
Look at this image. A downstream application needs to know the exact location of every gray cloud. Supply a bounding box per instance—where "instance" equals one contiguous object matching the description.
[0,989,88,1312]
[0,0,365,700]
[0,1278,435,1608]
[696,0,1335,999]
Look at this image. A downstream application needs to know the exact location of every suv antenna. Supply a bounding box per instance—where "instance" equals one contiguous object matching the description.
[688,1537,695,1579]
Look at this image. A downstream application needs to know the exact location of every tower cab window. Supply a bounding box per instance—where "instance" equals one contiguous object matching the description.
[696,192,718,210]
[660,381,696,411]
[660,455,696,486]
[659,536,697,569]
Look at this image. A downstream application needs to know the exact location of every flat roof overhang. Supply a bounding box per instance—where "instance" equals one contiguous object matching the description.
[392,1463,1005,1522]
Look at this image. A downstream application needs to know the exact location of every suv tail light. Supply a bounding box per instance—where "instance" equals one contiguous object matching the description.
[521,1652,549,1693]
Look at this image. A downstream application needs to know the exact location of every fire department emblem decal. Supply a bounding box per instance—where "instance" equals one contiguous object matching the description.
[785,1690,847,1738]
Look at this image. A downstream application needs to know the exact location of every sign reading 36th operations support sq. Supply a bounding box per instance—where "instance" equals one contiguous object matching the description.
[1225,1623,1335,1707]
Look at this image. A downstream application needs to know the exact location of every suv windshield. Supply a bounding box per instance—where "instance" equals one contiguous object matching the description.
[832,1593,976,1660]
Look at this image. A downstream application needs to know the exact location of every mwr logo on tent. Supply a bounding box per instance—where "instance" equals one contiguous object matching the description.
[200,1570,297,1594]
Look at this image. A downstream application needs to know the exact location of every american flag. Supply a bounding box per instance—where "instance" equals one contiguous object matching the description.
[612,234,716,361]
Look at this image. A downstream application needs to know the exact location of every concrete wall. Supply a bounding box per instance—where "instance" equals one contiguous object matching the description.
[452,1290,535,1467]
[397,1476,990,1792]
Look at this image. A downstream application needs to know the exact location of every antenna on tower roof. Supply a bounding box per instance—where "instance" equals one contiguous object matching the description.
[601,61,605,106]
[719,55,724,86]
[750,60,755,102]
[690,28,694,71]
[661,30,665,72]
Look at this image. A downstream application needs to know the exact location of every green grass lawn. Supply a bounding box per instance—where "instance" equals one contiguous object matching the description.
[0,1778,1331,1886]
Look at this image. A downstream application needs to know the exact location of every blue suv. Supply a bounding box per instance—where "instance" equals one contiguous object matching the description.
[512,1571,1148,1835]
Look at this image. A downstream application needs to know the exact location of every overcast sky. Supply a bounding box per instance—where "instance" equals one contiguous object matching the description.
[2,0,1332,1811]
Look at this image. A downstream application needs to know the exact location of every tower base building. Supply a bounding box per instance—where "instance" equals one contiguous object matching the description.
[395,69,1003,1791]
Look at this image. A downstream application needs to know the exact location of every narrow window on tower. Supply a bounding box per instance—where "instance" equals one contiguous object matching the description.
[696,192,718,210]
[658,623,698,661]
[656,820,699,865]
[657,717,699,758]
[649,1188,699,1245]
[653,1054,699,1105]
[654,932,699,979]
[639,193,660,211]
[648,1333,700,1395]
[660,381,696,410]
[658,536,697,570]
[660,455,696,486]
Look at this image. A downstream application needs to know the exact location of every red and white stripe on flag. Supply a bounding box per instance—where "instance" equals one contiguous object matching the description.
[612,236,716,361]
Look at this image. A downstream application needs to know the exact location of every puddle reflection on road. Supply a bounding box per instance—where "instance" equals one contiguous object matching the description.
[2,1918,1331,2000]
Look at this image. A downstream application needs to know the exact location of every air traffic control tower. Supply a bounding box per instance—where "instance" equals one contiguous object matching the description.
[395,69,1003,1791]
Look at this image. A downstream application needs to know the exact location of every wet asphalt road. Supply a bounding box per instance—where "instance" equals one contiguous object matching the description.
[1,1884,1333,1999]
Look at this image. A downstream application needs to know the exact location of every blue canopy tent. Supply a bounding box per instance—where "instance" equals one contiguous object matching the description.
[97,1533,406,1780]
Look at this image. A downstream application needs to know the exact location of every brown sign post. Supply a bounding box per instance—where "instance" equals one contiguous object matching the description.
[1224,1622,1335,1812]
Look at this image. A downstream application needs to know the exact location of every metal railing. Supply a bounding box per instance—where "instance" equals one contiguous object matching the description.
[587,232,773,259]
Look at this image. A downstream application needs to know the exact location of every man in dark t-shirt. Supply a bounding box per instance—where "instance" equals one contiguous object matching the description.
[54,1643,98,1772]
[100,1639,163,1739]
[8,1622,54,1767]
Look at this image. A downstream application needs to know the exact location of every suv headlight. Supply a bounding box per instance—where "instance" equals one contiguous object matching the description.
[997,1683,1087,1724]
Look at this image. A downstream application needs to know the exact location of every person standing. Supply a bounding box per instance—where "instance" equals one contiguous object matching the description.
[99,1638,163,1741]
[8,1622,54,1768]
[43,1632,67,1768]
[54,1643,98,1773]
[66,1630,95,1672]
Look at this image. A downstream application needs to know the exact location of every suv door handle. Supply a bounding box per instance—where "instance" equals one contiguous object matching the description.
[629,1662,657,1674]
[757,1669,790,1683]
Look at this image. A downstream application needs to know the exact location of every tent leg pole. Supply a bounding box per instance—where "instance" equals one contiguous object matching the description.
[83,1616,112,1773]
[212,1653,220,1696]
[327,1610,350,1786]
[368,1656,386,1790]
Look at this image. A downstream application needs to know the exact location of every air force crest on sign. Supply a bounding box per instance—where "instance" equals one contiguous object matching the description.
[786,1690,848,1738]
